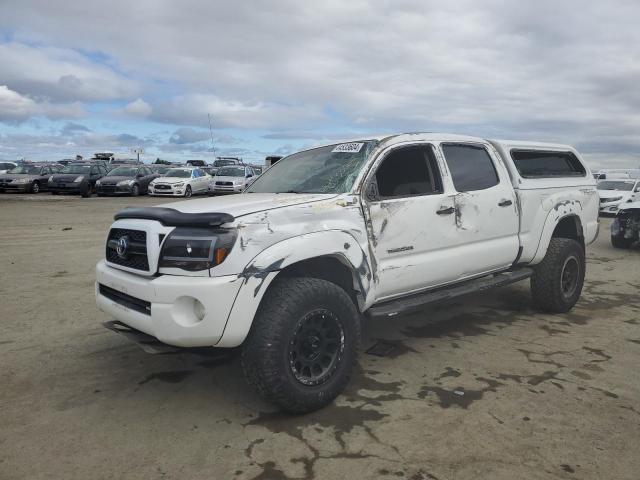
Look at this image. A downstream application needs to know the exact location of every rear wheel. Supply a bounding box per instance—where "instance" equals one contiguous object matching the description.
[241,277,361,414]
[531,238,585,313]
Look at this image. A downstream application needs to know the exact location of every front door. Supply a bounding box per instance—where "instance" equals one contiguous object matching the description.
[364,143,461,300]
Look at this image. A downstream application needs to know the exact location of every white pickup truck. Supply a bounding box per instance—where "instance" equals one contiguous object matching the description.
[96,133,599,413]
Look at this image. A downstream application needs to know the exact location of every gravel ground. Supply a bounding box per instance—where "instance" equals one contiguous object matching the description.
[1,193,639,480]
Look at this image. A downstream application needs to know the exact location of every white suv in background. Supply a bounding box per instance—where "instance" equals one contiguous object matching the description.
[211,165,255,194]
[149,167,211,197]
[597,179,640,214]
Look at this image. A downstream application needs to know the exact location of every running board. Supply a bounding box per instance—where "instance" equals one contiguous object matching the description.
[367,268,533,319]
[102,320,181,354]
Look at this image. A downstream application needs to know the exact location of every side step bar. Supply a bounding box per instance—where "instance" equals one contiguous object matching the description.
[102,320,181,354]
[367,268,533,319]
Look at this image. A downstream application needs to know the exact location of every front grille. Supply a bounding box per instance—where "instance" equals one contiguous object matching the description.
[154,184,172,190]
[215,181,233,186]
[98,185,117,191]
[99,284,151,315]
[106,228,149,271]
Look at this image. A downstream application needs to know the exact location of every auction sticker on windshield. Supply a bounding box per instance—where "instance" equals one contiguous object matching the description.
[332,143,364,153]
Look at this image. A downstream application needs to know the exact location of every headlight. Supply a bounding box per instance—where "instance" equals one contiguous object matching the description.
[96,179,102,186]
[15,178,30,183]
[117,180,134,186]
[173,182,184,187]
[74,176,85,183]
[49,176,55,182]
[159,227,236,272]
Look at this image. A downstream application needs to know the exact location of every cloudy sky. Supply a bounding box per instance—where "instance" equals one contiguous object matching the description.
[0,0,639,168]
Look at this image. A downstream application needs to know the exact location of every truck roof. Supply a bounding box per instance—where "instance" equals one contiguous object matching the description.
[314,133,576,152]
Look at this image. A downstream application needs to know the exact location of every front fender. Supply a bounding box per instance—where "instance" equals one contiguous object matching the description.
[215,230,373,347]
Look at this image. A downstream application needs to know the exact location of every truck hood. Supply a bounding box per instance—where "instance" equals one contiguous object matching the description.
[162,192,338,218]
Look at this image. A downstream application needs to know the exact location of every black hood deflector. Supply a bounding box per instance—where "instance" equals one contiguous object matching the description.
[114,207,234,227]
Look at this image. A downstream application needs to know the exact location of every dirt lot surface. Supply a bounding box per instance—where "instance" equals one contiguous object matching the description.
[1,193,639,480]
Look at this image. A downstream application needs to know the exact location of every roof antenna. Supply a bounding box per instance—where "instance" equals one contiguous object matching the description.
[207,113,217,160]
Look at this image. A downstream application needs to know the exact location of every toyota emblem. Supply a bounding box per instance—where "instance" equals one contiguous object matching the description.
[116,236,129,258]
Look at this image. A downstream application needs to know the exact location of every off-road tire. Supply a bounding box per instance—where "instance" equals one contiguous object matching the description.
[531,238,585,313]
[31,181,40,194]
[611,235,632,249]
[241,277,361,414]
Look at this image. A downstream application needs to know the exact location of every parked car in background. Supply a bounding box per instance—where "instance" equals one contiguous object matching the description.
[96,133,598,413]
[49,163,108,197]
[211,165,255,194]
[611,200,640,248]
[0,163,62,193]
[213,157,241,167]
[186,160,207,167]
[251,165,264,176]
[0,162,18,174]
[96,165,159,196]
[149,165,172,175]
[265,155,283,167]
[201,166,218,177]
[148,167,210,197]
[597,179,640,215]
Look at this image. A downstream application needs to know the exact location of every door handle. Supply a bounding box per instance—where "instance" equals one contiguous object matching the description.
[498,199,513,207]
[436,206,456,215]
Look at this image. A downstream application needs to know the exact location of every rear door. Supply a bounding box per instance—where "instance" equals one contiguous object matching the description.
[438,142,519,278]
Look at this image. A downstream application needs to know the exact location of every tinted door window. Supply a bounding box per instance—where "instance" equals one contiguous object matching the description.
[373,145,442,199]
[442,144,499,192]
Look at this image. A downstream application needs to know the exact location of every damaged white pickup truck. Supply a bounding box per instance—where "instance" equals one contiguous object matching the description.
[96,133,599,413]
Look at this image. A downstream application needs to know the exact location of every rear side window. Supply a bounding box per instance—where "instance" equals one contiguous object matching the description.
[441,144,499,192]
[374,145,442,199]
[511,150,586,178]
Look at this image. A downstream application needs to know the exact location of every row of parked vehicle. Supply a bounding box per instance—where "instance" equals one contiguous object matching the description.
[0,160,264,198]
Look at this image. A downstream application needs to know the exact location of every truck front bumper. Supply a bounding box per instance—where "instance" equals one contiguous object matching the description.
[95,260,243,347]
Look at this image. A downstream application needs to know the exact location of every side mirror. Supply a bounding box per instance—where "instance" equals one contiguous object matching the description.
[365,181,379,202]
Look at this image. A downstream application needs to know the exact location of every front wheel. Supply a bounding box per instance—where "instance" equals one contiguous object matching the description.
[81,183,92,198]
[531,238,585,313]
[31,181,40,194]
[184,185,192,198]
[241,277,361,414]
[131,184,139,197]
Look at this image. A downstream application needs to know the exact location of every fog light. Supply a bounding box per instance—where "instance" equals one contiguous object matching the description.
[194,299,206,321]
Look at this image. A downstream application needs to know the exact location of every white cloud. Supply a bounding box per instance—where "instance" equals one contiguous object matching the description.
[0,85,84,122]
[0,42,138,103]
[124,98,152,117]
[0,0,640,164]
